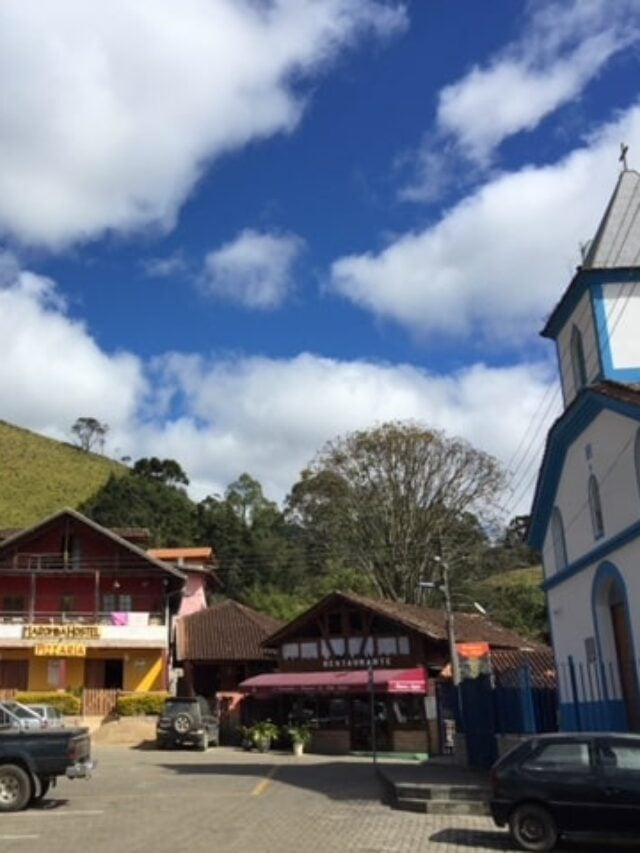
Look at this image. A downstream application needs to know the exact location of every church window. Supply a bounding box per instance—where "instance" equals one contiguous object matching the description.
[588,475,604,540]
[551,507,568,572]
[570,326,588,392]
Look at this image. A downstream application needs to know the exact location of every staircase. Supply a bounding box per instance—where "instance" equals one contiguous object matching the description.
[393,781,490,816]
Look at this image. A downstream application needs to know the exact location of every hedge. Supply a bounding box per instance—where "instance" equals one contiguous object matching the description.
[116,693,169,716]
[16,691,81,715]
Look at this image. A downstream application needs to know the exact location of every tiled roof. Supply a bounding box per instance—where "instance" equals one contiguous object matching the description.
[491,649,557,688]
[176,599,282,661]
[583,170,640,269]
[263,591,542,651]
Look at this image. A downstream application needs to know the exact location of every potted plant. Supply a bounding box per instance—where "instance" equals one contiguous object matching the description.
[283,722,313,756]
[248,720,279,753]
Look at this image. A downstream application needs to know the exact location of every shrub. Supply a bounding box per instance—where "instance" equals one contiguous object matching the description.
[16,691,81,715]
[116,693,169,716]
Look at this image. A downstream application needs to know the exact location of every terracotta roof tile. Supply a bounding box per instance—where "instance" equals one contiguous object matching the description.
[177,599,282,662]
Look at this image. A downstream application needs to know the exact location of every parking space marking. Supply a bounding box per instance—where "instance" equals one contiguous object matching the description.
[0,835,40,840]
[20,809,105,817]
[251,766,278,797]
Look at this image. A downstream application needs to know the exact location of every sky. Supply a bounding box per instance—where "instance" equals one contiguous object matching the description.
[1,0,639,521]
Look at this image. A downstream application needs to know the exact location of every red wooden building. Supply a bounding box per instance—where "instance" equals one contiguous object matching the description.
[0,508,215,697]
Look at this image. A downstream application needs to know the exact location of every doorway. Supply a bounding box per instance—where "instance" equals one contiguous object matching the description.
[84,658,124,689]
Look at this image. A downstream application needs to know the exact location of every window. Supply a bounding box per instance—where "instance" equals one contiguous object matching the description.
[282,643,299,660]
[377,636,398,655]
[570,325,587,392]
[551,507,568,572]
[588,475,605,539]
[3,596,25,614]
[300,641,318,660]
[524,741,591,773]
[398,636,410,655]
[599,741,640,772]
[60,595,75,614]
[101,593,133,613]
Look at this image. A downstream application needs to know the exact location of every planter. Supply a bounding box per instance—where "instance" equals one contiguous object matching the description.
[255,736,271,753]
[292,741,304,757]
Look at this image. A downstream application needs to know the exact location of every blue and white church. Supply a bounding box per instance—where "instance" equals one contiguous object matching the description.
[529,165,640,731]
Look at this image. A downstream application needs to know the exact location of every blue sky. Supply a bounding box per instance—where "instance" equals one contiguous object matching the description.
[1,0,639,519]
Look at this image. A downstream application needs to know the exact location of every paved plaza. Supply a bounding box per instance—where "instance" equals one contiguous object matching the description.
[0,746,629,852]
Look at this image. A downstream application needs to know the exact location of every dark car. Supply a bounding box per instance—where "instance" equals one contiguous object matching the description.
[156,696,219,751]
[490,732,640,851]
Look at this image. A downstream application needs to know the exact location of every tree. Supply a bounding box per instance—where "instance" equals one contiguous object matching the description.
[71,417,109,453]
[81,473,197,546]
[286,421,505,603]
[133,457,190,487]
[196,474,309,600]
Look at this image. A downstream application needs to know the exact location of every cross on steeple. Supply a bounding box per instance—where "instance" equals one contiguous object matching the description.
[619,142,629,171]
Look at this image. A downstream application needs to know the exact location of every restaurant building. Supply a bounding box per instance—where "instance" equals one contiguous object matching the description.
[0,508,215,698]
[240,591,538,754]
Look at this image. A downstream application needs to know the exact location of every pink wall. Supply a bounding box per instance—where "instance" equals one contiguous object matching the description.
[177,573,207,616]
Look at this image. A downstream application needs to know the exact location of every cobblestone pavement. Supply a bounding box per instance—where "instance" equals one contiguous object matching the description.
[0,747,631,852]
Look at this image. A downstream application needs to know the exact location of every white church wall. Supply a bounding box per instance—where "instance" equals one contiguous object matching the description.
[556,290,600,405]
[601,280,640,371]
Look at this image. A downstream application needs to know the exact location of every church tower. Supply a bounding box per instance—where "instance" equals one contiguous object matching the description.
[541,168,640,407]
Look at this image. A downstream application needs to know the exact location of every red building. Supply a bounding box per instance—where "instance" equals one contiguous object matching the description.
[0,508,214,696]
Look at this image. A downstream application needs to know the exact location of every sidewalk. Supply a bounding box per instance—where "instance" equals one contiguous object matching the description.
[376,754,489,789]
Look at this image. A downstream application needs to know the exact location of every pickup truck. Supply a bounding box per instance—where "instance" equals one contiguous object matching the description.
[0,725,94,811]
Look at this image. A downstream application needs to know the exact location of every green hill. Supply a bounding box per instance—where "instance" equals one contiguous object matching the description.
[481,566,544,589]
[0,420,126,528]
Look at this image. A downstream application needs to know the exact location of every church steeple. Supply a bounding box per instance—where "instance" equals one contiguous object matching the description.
[542,164,640,408]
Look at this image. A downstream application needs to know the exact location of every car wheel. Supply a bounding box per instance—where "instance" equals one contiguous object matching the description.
[30,777,50,803]
[509,803,558,852]
[0,764,32,812]
[173,713,193,735]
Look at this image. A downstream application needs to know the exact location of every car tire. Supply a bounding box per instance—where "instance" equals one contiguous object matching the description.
[0,764,33,812]
[509,803,558,852]
[173,713,193,735]
[30,777,50,803]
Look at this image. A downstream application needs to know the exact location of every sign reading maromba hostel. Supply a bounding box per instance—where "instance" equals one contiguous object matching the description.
[23,624,101,640]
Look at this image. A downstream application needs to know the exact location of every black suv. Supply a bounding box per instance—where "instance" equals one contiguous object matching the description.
[156,697,219,751]
[490,732,640,851]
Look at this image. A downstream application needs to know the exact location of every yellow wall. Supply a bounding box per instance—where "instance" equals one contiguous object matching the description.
[0,647,165,692]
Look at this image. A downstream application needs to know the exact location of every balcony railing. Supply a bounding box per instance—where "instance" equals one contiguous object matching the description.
[0,610,166,626]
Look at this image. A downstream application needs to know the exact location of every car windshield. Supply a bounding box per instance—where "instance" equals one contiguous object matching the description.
[2,702,40,720]
[164,700,197,714]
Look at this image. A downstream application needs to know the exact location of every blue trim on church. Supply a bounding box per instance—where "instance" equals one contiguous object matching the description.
[529,392,640,550]
[592,282,640,383]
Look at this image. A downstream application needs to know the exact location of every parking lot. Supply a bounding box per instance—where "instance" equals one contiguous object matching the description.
[0,745,521,853]
[0,745,632,853]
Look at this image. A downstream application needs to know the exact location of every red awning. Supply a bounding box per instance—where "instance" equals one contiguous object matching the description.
[239,667,427,696]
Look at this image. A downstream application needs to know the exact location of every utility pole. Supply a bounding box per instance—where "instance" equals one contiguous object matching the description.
[439,557,461,687]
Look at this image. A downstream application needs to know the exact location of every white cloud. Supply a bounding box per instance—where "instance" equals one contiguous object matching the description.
[0,0,406,248]
[203,229,304,309]
[331,104,640,342]
[404,0,639,198]
[0,254,146,436]
[0,255,555,517]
